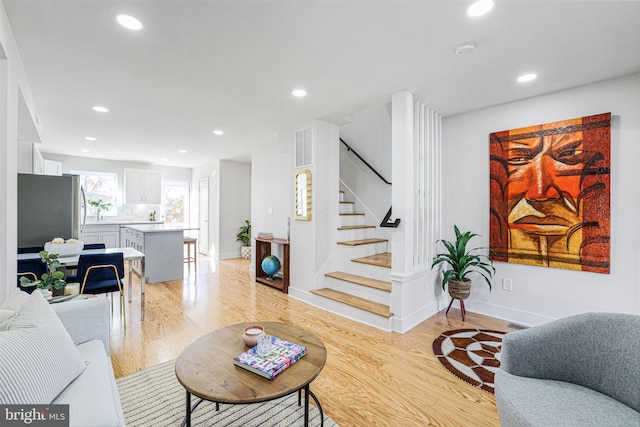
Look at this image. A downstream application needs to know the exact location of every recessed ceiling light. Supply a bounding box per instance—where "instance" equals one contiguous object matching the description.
[85,136,96,141]
[92,105,109,113]
[517,73,538,83]
[81,149,90,153]
[161,158,168,162]
[292,89,307,97]
[213,129,224,135]
[116,14,143,31]
[179,150,187,154]
[467,0,494,17]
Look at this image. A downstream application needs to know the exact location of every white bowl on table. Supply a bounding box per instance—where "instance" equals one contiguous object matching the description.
[44,241,85,257]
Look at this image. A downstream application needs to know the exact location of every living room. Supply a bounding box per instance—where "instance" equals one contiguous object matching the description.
[1,1,639,426]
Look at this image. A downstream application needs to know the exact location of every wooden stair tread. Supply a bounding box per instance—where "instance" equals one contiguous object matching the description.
[311,288,392,318]
[337,238,387,246]
[325,271,391,292]
[339,213,364,216]
[339,201,354,204]
[337,225,376,230]
[352,252,392,268]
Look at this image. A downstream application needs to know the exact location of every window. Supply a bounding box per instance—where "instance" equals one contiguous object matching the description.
[71,170,118,217]
[162,181,190,224]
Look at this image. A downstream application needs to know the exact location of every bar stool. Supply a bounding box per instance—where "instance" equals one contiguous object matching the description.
[184,237,197,270]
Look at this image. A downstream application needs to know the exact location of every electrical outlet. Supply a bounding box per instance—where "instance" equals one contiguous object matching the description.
[502,278,512,291]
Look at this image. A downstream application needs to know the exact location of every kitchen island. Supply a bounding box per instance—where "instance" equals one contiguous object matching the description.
[123,224,195,284]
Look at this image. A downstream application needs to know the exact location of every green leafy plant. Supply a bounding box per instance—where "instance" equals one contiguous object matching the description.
[431,225,495,290]
[236,220,251,246]
[88,199,112,211]
[19,251,66,291]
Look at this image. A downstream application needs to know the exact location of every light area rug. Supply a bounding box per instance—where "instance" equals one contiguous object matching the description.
[432,328,506,394]
[117,359,337,427]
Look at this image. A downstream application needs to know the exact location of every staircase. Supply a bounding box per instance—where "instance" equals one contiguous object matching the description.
[311,191,393,330]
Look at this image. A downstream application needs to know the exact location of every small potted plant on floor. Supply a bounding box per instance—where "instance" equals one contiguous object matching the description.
[236,219,252,259]
[432,225,495,300]
[19,250,67,298]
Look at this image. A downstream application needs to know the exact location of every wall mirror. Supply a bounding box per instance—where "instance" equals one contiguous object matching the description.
[295,169,312,221]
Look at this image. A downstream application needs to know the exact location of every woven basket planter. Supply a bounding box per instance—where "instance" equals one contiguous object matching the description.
[241,246,251,259]
[447,279,471,301]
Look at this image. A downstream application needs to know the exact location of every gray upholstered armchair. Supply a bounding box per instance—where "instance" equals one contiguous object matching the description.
[495,312,640,426]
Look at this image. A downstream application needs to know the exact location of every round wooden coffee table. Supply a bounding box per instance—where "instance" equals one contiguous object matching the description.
[175,322,327,427]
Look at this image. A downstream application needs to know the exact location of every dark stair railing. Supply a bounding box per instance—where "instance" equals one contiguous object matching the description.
[340,137,400,228]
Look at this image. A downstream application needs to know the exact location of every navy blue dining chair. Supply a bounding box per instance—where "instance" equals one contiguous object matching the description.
[83,243,106,250]
[17,258,47,294]
[17,246,45,254]
[74,253,126,323]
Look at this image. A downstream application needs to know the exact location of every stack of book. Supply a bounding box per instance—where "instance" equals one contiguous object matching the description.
[233,336,307,380]
[257,232,274,240]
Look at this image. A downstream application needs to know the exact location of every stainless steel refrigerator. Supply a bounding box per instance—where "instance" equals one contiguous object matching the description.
[17,173,86,247]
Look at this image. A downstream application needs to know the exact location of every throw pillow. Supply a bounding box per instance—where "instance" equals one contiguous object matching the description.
[0,290,86,404]
[0,289,30,331]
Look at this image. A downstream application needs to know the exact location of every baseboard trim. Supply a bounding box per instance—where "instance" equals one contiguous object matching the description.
[463,299,557,327]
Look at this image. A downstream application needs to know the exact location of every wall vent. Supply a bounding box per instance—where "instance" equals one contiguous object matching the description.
[295,127,313,167]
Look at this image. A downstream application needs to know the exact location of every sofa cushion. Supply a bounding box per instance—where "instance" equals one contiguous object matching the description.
[0,290,86,404]
[54,340,125,427]
[495,370,640,427]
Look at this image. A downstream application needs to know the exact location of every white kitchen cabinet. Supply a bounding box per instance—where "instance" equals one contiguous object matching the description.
[80,224,120,248]
[18,142,45,174]
[124,168,161,204]
[43,159,63,176]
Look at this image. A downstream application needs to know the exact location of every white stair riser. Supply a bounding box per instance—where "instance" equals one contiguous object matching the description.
[339,192,344,202]
[337,228,375,241]
[324,277,390,305]
[336,241,388,258]
[337,261,391,281]
[311,295,393,331]
[339,203,354,214]
[339,215,365,227]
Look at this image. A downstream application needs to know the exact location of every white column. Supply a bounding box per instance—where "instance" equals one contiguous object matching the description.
[0,57,18,303]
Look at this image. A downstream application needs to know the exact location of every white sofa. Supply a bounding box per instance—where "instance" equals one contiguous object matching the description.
[0,291,125,427]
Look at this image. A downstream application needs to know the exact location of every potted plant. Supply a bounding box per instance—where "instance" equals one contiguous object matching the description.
[236,219,252,259]
[88,199,112,221]
[19,250,67,297]
[431,225,495,301]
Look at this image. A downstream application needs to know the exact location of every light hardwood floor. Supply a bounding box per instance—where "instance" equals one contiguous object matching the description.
[110,257,514,427]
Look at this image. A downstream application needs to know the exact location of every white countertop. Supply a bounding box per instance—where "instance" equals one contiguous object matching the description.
[124,224,198,233]
[85,220,164,226]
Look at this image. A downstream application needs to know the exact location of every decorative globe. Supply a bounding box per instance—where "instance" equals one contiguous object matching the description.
[261,255,281,278]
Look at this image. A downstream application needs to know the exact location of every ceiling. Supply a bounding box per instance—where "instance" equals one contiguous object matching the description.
[4,1,640,168]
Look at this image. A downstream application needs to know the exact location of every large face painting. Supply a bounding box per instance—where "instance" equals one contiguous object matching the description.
[489,113,611,273]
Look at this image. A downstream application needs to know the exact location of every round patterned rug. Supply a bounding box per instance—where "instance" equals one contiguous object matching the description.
[432,328,507,394]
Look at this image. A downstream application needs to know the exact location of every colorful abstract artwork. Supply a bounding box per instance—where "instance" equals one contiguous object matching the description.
[489,113,611,273]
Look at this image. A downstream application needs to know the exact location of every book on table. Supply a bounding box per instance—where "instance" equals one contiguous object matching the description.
[233,336,307,380]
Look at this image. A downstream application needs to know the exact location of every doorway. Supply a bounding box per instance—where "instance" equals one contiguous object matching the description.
[198,178,209,255]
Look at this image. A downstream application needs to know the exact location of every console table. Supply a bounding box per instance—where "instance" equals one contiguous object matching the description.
[255,237,290,294]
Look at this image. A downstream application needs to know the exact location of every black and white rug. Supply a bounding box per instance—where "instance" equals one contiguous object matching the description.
[117,360,336,426]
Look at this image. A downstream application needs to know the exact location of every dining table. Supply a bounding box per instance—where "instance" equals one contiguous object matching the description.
[17,247,147,320]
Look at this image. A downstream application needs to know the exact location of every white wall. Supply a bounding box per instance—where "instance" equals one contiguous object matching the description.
[0,1,41,303]
[219,160,251,259]
[340,102,392,221]
[251,146,290,271]
[442,73,640,325]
